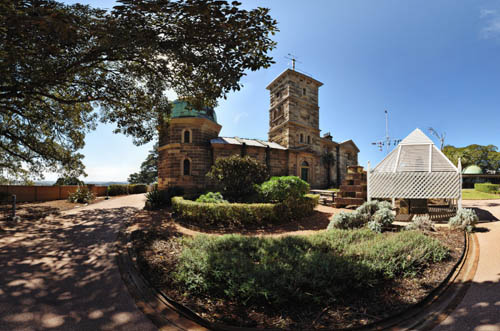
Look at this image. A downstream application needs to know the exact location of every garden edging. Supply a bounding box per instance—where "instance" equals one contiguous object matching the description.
[116,225,478,331]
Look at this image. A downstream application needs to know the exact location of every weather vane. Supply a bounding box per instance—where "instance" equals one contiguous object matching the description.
[371,110,401,154]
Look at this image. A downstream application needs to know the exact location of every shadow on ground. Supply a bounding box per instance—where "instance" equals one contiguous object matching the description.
[0,207,153,331]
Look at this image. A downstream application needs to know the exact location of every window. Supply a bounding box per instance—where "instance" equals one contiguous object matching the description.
[300,133,304,143]
[307,136,311,144]
[183,159,191,176]
[182,129,192,143]
[302,88,306,96]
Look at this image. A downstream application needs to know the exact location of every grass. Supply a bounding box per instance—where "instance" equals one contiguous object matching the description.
[463,189,500,200]
[171,229,449,309]
[326,188,339,192]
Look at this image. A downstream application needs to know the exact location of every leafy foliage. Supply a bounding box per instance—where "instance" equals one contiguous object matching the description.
[328,200,394,232]
[449,209,479,232]
[172,229,449,308]
[474,183,499,194]
[404,214,436,232]
[107,184,129,196]
[195,192,228,204]
[443,144,500,173]
[53,177,84,186]
[321,150,336,187]
[145,186,184,209]
[207,155,270,201]
[128,184,148,194]
[128,144,158,184]
[172,194,318,228]
[258,176,309,203]
[67,186,95,203]
[1,0,277,180]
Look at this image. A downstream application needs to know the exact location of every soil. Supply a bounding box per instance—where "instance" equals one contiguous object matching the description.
[130,207,465,330]
[0,197,112,222]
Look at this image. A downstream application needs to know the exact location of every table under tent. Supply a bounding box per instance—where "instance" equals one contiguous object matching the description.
[367,128,462,221]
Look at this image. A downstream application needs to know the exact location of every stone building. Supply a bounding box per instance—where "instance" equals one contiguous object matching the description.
[158,69,359,192]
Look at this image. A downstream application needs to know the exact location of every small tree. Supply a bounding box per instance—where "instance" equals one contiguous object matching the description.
[321,151,335,188]
[207,155,269,201]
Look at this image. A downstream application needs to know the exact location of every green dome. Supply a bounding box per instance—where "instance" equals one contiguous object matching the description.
[171,100,217,123]
[463,165,483,174]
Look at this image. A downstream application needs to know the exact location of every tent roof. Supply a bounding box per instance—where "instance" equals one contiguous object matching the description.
[373,128,458,173]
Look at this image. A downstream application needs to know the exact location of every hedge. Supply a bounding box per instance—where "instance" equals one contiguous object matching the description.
[107,184,129,196]
[172,194,319,228]
[129,184,148,194]
[474,183,500,194]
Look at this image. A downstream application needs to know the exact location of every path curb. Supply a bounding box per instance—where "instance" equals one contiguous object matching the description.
[116,228,478,331]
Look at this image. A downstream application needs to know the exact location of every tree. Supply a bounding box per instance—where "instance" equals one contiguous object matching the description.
[53,177,84,186]
[1,0,277,180]
[128,144,158,184]
[321,151,335,188]
[443,144,500,172]
[428,127,446,151]
[207,155,269,201]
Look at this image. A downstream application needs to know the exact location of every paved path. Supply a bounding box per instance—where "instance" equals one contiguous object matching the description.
[434,199,500,331]
[0,195,157,331]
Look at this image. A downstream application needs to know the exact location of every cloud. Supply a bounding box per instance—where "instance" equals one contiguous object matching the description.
[480,9,500,39]
[233,112,249,124]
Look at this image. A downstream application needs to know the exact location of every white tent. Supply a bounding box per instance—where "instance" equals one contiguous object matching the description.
[367,128,462,209]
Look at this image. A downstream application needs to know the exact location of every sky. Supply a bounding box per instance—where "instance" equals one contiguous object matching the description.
[53,0,500,182]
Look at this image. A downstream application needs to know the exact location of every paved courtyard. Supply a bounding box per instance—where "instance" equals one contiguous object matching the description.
[0,194,156,331]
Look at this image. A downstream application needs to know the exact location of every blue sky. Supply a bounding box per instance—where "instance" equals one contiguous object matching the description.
[54,0,500,181]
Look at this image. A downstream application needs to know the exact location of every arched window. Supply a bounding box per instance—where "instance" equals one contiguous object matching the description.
[182,129,192,143]
[307,136,311,144]
[300,133,304,143]
[183,159,191,176]
[300,161,309,182]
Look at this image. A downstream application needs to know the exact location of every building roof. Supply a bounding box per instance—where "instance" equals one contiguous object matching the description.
[171,100,217,123]
[463,165,483,174]
[373,128,457,173]
[266,69,323,90]
[210,137,287,150]
[340,139,360,152]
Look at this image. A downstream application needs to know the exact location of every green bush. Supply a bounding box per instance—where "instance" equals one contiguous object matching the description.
[173,194,318,228]
[195,192,228,204]
[405,214,436,232]
[258,176,309,203]
[207,155,269,201]
[107,184,129,196]
[68,186,95,203]
[172,229,449,308]
[474,183,500,194]
[327,211,367,230]
[449,208,479,232]
[128,184,148,194]
[145,186,184,209]
[328,200,394,232]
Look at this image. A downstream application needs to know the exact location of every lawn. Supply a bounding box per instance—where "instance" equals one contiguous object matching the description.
[463,189,500,200]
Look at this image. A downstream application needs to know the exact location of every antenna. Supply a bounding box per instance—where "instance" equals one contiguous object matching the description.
[285,53,301,71]
[371,110,401,154]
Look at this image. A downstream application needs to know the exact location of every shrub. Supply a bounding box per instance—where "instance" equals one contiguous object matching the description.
[474,183,499,194]
[370,207,395,232]
[128,184,148,194]
[207,155,269,201]
[172,229,449,308]
[145,186,184,209]
[195,192,228,204]
[258,176,309,203]
[405,214,436,232]
[107,184,129,196]
[327,211,367,230]
[356,200,392,217]
[68,186,95,203]
[449,208,478,232]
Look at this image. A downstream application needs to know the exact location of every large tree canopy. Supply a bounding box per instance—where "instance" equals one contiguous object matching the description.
[443,144,500,172]
[0,0,277,180]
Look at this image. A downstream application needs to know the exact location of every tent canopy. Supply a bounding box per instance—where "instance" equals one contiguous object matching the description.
[369,129,461,200]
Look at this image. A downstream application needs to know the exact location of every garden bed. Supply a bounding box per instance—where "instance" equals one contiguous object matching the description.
[131,218,464,330]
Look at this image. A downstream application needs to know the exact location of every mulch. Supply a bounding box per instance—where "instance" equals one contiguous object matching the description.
[129,207,465,330]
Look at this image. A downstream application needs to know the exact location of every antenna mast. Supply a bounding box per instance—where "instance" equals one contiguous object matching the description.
[285,53,301,71]
[371,110,401,154]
